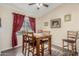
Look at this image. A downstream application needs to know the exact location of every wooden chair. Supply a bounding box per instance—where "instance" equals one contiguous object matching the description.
[27,32,46,56]
[22,31,28,55]
[27,32,36,56]
[62,31,78,56]
[41,31,51,55]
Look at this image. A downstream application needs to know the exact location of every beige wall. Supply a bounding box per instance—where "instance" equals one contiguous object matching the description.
[0,5,34,51]
[36,4,79,52]
[0,6,4,52]
[1,3,79,53]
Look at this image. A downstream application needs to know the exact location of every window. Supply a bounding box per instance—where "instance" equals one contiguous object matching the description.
[17,17,32,35]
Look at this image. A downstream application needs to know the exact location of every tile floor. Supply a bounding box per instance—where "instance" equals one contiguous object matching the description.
[0,45,78,56]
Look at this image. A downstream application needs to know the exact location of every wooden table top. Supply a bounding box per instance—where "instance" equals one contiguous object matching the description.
[27,33,52,39]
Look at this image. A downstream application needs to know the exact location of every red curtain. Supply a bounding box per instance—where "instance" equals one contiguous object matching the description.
[12,13,25,47]
[29,17,36,33]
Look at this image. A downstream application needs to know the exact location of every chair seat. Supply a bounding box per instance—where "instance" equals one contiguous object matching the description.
[28,40,36,46]
[63,39,76,43]
[41,39,48,42]
[23,39,29,42]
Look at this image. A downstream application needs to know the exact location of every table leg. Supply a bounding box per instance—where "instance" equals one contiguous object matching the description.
[36,38,40,56]
[62,40,64,55]
[48,36,51,55]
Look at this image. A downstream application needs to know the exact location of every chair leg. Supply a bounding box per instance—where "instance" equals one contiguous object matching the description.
[32,44,34,56]
[25,43,27,56]
[62,40,64,55]
[71,43,74,55]
[75,43,78,55]
[41,43,44,56]
[67,43,70,55]
[68,43,69,51]
[22,43,24,53]
[28,44,30,56]
[75,43,76,53]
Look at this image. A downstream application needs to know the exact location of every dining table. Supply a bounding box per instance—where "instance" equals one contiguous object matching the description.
[33,33,52,56]
[23,32,52,56]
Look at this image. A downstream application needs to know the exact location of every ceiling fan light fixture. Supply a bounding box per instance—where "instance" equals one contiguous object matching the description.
[36,3,43,8]
[28,3,48,10]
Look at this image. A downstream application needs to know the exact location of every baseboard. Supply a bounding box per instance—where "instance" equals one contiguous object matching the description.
[1,44,66,53]
[1,44,22,53]
[53,44,61,48]
[53,44,68,51]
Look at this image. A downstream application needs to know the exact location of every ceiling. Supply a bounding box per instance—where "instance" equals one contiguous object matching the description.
[1,3,62,18]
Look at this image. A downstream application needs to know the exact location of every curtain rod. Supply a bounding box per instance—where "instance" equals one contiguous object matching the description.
[12,12,35,18]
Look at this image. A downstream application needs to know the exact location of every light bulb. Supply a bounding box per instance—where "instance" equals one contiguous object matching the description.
[36,3,43,8]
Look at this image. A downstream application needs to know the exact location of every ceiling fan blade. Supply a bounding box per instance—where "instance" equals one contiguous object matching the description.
[43,4,48,7]
[28,3,35,5]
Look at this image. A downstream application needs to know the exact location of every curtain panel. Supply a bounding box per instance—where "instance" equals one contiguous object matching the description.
[29,17,36,33]
[12,13,25,47]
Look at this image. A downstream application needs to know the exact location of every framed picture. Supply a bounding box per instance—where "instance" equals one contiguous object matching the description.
[44,22,48,26]
[50,18,61,28]
[64,14,71,22]
[0,18,1,27]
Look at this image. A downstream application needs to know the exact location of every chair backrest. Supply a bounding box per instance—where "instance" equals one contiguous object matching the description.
[67,31,78,41]
[22,31,27,42]
[27,32,34,41]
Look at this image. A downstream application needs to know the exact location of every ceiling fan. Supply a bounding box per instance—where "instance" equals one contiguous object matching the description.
[28,3,49,10]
